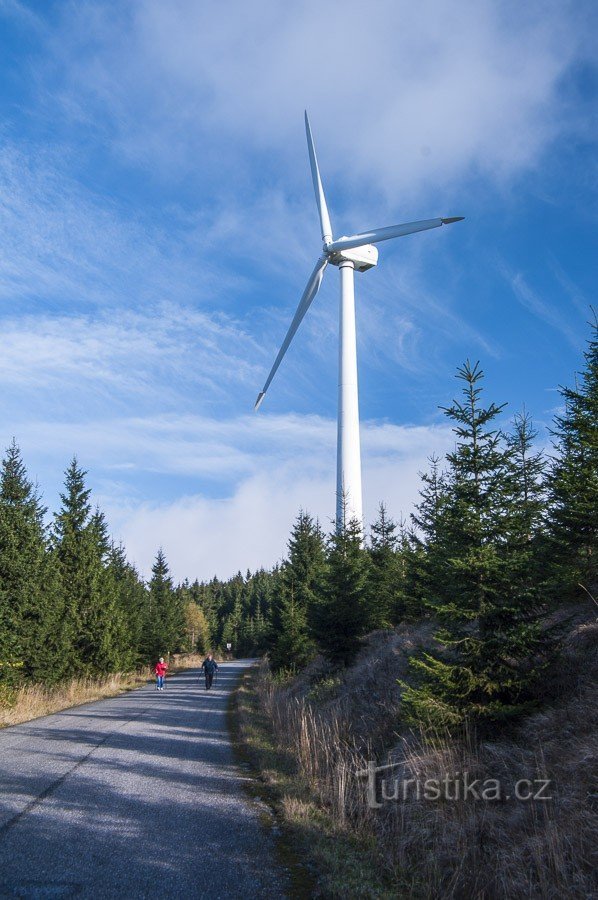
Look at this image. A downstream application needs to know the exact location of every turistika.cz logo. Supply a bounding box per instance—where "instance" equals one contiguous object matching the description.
[355,761,553,809]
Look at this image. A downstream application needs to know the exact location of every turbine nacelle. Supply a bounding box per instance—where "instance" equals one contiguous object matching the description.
[327,243,378,272]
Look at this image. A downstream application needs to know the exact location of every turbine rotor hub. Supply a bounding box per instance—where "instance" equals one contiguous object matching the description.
[327,242,378,272]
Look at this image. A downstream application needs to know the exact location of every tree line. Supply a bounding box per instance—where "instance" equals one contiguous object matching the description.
[0,452,210,692]
[264,317,598,730]
[1,318,595,732]
[0,450,282,694]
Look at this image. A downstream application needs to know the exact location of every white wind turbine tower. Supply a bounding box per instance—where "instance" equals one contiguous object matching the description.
[255,113,463,530]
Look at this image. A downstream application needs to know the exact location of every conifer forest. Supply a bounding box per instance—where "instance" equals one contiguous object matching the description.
[1,318,596,730]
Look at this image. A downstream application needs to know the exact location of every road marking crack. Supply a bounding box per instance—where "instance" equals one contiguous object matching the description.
[0,702,159,836]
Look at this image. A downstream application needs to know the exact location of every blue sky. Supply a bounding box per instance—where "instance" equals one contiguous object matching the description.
[0,0,596,580]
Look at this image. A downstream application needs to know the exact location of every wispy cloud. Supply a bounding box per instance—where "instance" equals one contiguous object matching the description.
[0,141,248,311]
[500,262,582,348]
[549,257,594,318]
[96,415,455,579]
[0,305,265,418]
[0,0,593,582]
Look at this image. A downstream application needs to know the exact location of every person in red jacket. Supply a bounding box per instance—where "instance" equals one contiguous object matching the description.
[155,657,168,691]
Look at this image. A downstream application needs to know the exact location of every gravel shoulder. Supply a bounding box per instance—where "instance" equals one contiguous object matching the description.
[0,661,290,899]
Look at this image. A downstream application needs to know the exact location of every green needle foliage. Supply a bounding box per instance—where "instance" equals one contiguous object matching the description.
[402,362,549,730]
[309,514,372,666]
[0,442,65,685]
[270,511,325,673]
[368,503,406,628]
[546,316,598,599]
[53,459,128,675]
[0,449,198,692]
[144,549,185,661]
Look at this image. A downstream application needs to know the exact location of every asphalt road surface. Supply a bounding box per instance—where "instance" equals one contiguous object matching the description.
[0,661,291,899]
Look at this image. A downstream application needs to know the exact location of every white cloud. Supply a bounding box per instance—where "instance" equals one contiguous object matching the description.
[39,0,590,206]
[1,406,454,580]
[108,436,452,582]
[0,0,590,585]
[98,415,455,580]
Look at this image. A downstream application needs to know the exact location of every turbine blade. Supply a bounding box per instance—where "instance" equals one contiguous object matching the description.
[327,216,464,253]
[254,256,328,410]
[305,112,332,244]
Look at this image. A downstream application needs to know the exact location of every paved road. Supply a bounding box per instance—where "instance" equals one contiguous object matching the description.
[0,661,290,899]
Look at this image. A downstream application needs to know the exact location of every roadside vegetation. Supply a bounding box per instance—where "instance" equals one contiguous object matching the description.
[0,449,275,716]
[0,652,207,729]
[233,317,597,898]
[0,670,150,728]
[238,611,596,898]
[232,663,394,899]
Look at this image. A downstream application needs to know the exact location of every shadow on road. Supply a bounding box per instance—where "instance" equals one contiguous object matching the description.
[0,663,289,898]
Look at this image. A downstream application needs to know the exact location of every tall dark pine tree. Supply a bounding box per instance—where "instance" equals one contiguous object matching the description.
[546,318,598,599]
[107,542,149,669]
[368,503,405,628]
[402,363,546,728]
[503,409,547,604]
[89,507,111,561]
[506,411,546,536]
[270,511,325,672]
[145,549,184,661]
[310,514,372,666]
[0,442,65,685]
[243,569,275,656]
[53,458,125,675]
[408,454,450,618]
[221,591,243,657]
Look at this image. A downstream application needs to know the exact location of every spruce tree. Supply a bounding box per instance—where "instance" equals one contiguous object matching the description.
[310,515,372,666]
[501,410,547,610]
[505,410,546,542]
[89,508,111,561]
[402,363,547,729]
[546,318,598,598]
[53,458,125,675]
[270,511,325,672]
[433,361,509,622]
[408,454,450,618]
[107,543,148,669]
[221,591,243,657]
[145,549,184,661]
[0,442,65,685]
[368,503,405,627]
[189,578,220,646]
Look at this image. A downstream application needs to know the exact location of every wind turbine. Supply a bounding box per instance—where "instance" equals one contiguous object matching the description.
[255,112,463,530]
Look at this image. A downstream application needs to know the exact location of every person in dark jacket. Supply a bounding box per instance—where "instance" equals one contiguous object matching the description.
[201,653,218,690]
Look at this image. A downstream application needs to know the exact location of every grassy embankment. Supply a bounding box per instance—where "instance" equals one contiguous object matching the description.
[0,652,205,728]
[233,611,597,899]
[0,672,150,728]
[232,662,396,899]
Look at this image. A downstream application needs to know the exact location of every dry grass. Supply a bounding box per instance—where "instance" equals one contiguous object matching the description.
[0,670,151,728]
[170,652,206,670]
[254,611,598,898]
[233,665,393,898]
